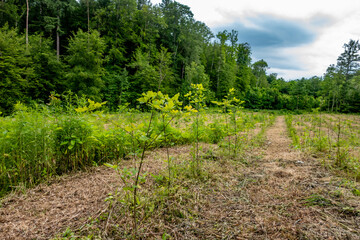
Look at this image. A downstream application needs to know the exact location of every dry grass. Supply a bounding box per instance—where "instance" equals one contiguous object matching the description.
[0,166,120,239]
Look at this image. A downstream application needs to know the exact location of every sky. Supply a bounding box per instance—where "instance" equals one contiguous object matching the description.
[151,0,360,80]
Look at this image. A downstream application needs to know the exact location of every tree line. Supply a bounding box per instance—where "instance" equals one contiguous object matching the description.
[1,0,360,114]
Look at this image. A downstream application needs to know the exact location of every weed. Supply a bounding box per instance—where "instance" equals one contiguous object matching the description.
[352,188,360,196]
[304,194,333,207]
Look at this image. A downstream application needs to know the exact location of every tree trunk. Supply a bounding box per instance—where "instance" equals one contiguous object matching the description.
[217,63,221,97]
[87,0,90,51]
[210,45,215,72]
[87,0,90,34]
[119,86,123,106]
[56,15,60,61]
[181,63,185,80]
[26,0,29,51]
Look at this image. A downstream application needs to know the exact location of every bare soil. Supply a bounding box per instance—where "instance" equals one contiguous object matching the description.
[1,116,359,239]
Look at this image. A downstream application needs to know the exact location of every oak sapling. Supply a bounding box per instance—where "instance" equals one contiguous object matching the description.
[138,91,182,188]
[105,91,182,237]
[184,84,206,175]
[212,88,243,157]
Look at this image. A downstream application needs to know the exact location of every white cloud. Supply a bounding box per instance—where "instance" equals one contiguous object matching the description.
[151,0,360,79]
[278,9,360,79]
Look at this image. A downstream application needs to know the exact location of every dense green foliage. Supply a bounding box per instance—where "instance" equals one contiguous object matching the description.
[1,0,360,114]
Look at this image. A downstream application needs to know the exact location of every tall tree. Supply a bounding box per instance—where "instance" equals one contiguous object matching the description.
[159,0,211,86]
[184,62,209,88]
[215,30,229,98]
[252,59,269,88]
[321,65,344,112]
[43,0,75,60]
[337,39,360,80]
[66,29,106,100]
[128,47,158,97]
[0,0,26,28]
[95,0,138,66]
[236,42,253,92]
[346,72,360,112]
[333,39,360,111]
[87,0,89,34]
[28,33,65,100]
[103,67,130,110]
[0,26,33,113]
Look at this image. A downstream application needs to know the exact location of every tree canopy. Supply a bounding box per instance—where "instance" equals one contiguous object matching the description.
[0,0,360,114]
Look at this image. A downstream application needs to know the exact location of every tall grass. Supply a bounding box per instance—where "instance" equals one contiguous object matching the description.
[0,105,55,195]
[0,104,133,197]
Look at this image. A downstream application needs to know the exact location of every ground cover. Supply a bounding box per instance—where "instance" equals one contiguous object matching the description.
[1,114,359,239]
[286,113,360,179]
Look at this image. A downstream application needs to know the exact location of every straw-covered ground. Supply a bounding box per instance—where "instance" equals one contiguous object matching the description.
[1,116,359,239]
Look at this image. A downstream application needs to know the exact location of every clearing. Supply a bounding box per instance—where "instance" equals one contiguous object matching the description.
[0,116,359,239]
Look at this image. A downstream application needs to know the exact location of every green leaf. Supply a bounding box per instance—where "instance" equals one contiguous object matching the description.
[139,135,149,142]
[123,186,134,192]
[352,188,360,196]
[104,163,117,169]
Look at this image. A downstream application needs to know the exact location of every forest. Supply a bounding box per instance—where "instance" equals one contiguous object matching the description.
[1,0,360,115]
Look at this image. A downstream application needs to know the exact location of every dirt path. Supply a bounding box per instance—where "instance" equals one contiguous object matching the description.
[193,116,360,239]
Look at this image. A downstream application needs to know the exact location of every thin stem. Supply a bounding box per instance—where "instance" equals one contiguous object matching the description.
[336,118,341,166]
[234,110,237,157]
[26,0,29,52]
[132,110,155,237]
[226,109,230,156]
[196,111,199,171]
[163,115,171,188]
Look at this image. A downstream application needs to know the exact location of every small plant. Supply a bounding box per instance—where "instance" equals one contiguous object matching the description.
[285,115,300,147]
[138,91,182,188]
[74,99,107,113]
[212,88,243,157]
[304,194,333,207]
[335,118,348,167]
[207,120,225,144]
[55,113,93,173]
[184,83,206,175]
[104,91,182,238]
[352,187,360,196]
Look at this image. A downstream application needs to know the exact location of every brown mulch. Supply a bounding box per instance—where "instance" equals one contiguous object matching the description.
[0,167,119,240]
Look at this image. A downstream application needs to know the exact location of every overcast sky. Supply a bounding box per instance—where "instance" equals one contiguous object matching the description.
[151,0,360,80]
